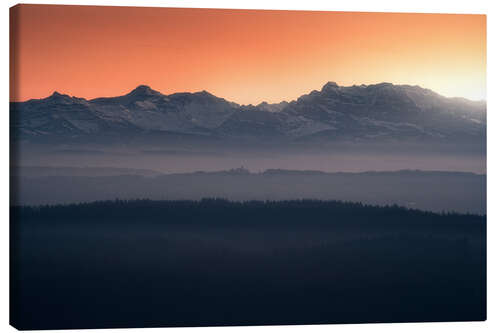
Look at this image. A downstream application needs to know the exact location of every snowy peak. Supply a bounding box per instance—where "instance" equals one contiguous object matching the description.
[321,81,339,91]
[256,101,289,113]
[47,91,71,100]
[126,85,163,98]
[43,91,81,105]
[195,90,215,97]
[50,91,64,97]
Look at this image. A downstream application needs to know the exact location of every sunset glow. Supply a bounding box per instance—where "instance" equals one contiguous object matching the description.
[10,5,486,104]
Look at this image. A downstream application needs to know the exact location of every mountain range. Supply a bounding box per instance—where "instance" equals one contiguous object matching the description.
[10,82,486,146]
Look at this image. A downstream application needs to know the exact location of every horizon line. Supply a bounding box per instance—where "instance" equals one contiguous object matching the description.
[11,80,487,105]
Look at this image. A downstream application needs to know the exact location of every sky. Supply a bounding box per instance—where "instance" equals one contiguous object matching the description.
[10,5,486,104]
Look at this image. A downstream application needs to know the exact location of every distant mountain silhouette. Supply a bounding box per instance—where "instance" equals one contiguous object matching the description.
[11,167,486,214]
[10,82,486,145]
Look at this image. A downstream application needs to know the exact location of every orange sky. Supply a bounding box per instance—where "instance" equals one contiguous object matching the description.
[10,5,486,104]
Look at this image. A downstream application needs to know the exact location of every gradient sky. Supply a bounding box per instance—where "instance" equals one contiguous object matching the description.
[10,5,486,104]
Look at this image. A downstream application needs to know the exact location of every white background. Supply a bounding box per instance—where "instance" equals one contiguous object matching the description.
[1,0,498,332]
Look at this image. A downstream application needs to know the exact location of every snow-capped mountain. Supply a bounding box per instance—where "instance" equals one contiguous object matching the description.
[10,82,486,146]
[279,82,486,143]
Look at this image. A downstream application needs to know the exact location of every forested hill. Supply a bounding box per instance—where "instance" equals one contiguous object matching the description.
[11,198,486,329]
[12,199,485,227]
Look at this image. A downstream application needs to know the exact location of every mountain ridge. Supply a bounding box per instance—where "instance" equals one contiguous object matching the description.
[16,81,486,105]
[11,82,486,146]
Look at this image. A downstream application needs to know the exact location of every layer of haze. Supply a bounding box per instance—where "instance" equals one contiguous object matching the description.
[10,5,486,104]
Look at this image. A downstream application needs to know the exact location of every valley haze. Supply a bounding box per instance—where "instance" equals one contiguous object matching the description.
[11,81,486,174]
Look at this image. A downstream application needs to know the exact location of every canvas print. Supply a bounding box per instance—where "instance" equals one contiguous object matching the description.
[9,4,486,330]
